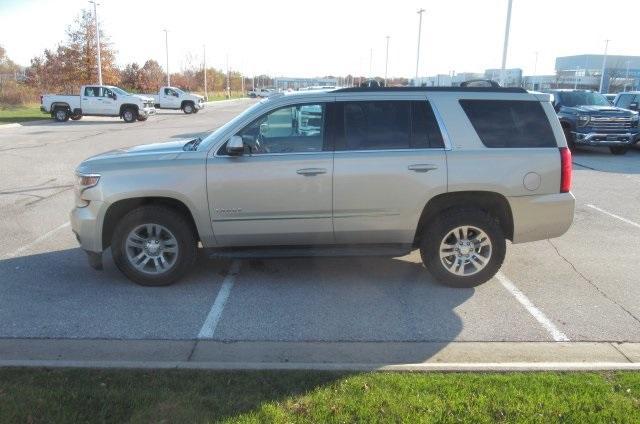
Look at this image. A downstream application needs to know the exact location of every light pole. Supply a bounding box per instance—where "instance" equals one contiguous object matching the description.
[384,35,390,87]
[226,54,230,99]
[500,0,513,86]
[598,39,610,93]
[415,8,425,85]
[574,67,579,90]
[369,48,373,79]
[89,0,102,85]
[163,29,170,86]
[203,45,207,100]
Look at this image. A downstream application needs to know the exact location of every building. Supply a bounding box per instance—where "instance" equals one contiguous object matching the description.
[273,77,338,90]
[484,68,522,87]
[411,72,484,87]
[553,54,640,93]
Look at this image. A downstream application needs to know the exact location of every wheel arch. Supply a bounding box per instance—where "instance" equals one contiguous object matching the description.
[414,191,514,247]
[119,103,139,116]
[102,197,199,250]
[181,100,195,109]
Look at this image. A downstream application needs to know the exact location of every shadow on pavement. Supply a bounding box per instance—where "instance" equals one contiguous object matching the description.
[572,147,640,174]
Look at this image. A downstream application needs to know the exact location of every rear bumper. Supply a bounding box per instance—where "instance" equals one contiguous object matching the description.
[573,131,639,146]
[508,192,575,244]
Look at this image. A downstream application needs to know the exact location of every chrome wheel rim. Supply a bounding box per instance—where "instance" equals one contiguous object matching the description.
[439,225,492,276]
[185,105,193,113]
[124,110,133,121]
[125,224,178,275]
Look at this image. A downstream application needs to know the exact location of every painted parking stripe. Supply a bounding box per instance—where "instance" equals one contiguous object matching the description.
[197,260,241,339]
[2,222,70,259]
[496,272,569,342]
[587,204,640,230]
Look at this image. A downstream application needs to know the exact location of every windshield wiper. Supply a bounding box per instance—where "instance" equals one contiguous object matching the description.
[183,137,202,151]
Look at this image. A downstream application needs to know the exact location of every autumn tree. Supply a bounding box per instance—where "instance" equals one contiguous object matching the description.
[120,62,141,91]
[138,60,164,92]
[26,9,119,93]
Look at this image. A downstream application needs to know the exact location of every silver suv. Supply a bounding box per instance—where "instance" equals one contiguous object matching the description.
[72,86,575,288]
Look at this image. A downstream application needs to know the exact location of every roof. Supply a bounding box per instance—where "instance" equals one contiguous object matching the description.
[332,86,527,94]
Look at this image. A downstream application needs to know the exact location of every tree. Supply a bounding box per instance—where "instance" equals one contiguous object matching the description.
[139,60,164,92]
[120,62,141,92]
[26,9,119,93]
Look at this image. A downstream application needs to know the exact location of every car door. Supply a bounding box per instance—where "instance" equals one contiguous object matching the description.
[100,87,118,115]
[332,97,448,244]
[81,86,102,114]
[206,101,334,246]
[161,88,179,108]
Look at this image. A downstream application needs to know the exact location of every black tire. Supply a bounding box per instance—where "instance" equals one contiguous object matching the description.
[182,102,194,114]
[563,127,575,151]
[53,107,69,122]
[192,107,199,114]
[137,116,148,122]
[70,114,82,121]
[122,107,137,123]
[609,146,628,155]
[111,206,197,286]
[420,208,506,288]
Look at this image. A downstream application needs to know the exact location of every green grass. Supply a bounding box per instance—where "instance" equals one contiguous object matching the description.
[197,91,246,102]
[1,369,640,423]
[0,104,48,124]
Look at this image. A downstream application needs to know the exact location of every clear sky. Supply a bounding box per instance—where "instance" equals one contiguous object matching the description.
[0,0,638,78]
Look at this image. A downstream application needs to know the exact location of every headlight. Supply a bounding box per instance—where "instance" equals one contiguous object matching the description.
[631,114,639,123]
[75,173,100,208]
[577,115,590,127]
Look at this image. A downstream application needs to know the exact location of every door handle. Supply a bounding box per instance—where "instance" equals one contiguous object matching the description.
[296,168,327,176]
[408,164,438,173]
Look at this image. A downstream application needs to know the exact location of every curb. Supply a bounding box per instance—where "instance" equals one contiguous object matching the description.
[1,339,639,371]
[0,119,50,129]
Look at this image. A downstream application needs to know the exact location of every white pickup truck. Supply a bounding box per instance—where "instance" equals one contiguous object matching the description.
[41,85,156,123]
[144,86,205,114]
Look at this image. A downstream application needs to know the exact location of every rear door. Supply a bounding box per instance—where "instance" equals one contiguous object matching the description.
[81,86,102,114]
[332,97,448,244]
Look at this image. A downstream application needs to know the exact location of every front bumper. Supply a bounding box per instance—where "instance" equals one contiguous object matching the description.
[70,201,105,253]
[572,131,639,146]
[196,101,206,110]
[508,192,575,244]
[138,106,157,118]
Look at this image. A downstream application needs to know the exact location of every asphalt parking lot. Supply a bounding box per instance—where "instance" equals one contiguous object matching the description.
[1,100,640,367]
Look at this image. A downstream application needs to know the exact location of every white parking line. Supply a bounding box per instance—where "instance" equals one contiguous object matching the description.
[2,222,70,259]
[496,272,570,342]
[197,260,241,339]
[587,204,640,230]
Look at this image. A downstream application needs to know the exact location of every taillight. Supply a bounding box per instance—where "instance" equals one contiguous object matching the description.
[560,147,572,193]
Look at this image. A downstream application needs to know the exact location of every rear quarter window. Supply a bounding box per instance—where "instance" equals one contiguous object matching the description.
[459,100,556,148]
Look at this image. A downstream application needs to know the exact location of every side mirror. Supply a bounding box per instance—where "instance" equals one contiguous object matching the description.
[629,102,638,111]
[226,135,244,156]
[174,92,179,97]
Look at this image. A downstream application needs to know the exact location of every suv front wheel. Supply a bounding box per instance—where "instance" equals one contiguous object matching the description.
[111,206,197,286]
[420,208,506,288]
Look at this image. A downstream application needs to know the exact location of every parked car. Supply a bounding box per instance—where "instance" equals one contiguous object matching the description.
[72,86,575,288]
[144,86,205,114]
[248,88,276,98]
[548,89,640,155]
[41,85,156,123]
[613,91,640,112]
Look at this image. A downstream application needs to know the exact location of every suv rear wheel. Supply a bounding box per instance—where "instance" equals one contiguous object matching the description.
[111,206,197,286]
[420,208,506,288]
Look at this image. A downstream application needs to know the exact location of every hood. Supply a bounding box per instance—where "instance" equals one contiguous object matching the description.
[561,105,634,115]
[131,94,154,102]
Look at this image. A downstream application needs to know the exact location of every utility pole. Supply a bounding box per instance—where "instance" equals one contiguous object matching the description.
[532,51,538,90]
[415,8,425,85]
[369,48,373,79]
[384,35,390,87]
[163,29,170,86]
[574,67,579,89]
[598,39,610,93]
[226,54,230,99]
[500,0,513,86]
[203,45,207,100]
[89,1,102,85]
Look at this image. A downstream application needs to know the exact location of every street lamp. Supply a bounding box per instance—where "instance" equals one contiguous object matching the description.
[203,45,207,101]
[598,39,610,94]
[415,8,425,85]
[500,0,513,86]
[163,29,170,86]
[384,36,390,87]
[88,0,102,85]
[624,60,630,92]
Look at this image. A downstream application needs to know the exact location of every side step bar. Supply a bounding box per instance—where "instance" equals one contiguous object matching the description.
[207,244,414,259]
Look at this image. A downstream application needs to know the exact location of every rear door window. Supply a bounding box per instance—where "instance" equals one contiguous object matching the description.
[459,100,556,148]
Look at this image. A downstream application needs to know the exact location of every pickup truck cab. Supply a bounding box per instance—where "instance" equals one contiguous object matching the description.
[145,86,205,114]
[613,91,640,112]
[549,89,640,155]
[72,86,575,288]
[41,85,156,123]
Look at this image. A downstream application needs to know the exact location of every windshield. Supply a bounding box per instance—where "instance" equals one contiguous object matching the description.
[559,91,610,107]
[109,86,130,96]
[173,88,186,95]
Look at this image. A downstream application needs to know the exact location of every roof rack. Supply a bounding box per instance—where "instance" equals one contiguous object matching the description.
[333,86,527,94]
